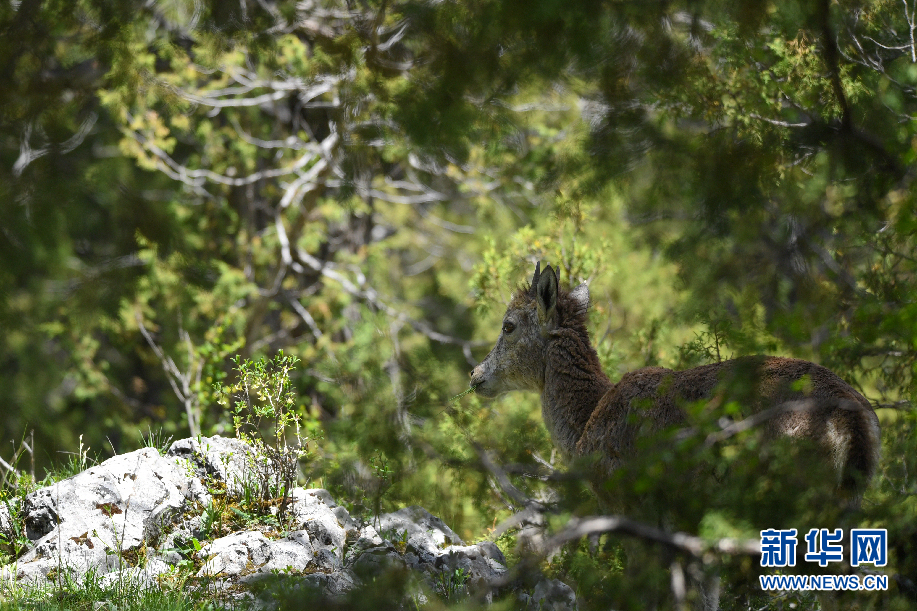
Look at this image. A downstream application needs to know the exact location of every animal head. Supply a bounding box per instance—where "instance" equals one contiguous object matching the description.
[469,262,590,397]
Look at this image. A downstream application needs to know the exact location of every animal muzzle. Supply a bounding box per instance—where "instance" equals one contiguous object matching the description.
[469,364,495,397]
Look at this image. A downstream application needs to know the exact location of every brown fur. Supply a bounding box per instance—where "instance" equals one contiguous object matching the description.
[470,263,881,503]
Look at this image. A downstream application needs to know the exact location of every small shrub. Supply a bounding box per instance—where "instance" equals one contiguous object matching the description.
[214,351,314,524]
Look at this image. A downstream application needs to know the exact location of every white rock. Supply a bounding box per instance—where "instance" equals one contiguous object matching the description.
[288,488,355,566]
[377,505,463,561]
[196,529,317,578]
[14,447,186,583]
[165,436,260,498]
[520,578,578,610]
[0,500,12,541]
[0,437,576,609]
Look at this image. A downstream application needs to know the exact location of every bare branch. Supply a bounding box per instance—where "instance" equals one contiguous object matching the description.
[876,400,914,410]
[417,204,476,234]
[470,441,547,512]
[0,431,36,491]
[903,0,917,62]
[228,116,311,150]
[124,117,328,189]
[704,398,868,447]
[671,559,688,611]
[544,515,761,559]
[364,188,448,205]
[747,113,810,128]
[14,113,98,176]
[168,69,343,109]
[294,247,490,357]
[286,293,323,340]
[135,312,201,437]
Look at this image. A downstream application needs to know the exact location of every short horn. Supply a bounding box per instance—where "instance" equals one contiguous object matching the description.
[530,261,542,297]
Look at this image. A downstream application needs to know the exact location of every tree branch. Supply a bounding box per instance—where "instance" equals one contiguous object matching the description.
[704,398,868,447]
[135,313,202,437]
[544,515,761,559]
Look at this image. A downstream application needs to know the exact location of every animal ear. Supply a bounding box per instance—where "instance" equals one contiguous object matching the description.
[536,264,558,324]
[529,261,541,299]
[569,282,589,311]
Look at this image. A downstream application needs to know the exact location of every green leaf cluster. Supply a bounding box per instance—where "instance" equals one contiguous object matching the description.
[1,0,916,608]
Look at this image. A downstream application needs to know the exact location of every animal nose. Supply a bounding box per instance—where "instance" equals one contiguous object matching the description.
[469,365,484,387]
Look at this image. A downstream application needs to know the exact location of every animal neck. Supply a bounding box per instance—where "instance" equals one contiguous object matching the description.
[540,327,613,457]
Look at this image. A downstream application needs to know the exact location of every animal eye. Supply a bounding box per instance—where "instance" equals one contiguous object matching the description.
[502,321,516,334]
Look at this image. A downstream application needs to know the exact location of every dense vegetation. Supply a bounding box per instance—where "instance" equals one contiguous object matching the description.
[1,0,915,609]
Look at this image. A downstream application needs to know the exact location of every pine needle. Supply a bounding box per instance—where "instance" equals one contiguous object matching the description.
[450,385,477,402]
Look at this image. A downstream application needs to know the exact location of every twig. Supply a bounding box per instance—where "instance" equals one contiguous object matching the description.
[295,248,489,362]
[542,515,761,559]
[470,441,546,512]
[135,313,202,437]
[704,398,867,447]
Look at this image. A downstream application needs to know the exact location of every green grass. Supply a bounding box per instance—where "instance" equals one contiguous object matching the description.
[0,567,237,611]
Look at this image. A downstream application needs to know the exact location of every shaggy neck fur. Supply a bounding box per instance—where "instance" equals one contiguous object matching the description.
[539,320,613,457]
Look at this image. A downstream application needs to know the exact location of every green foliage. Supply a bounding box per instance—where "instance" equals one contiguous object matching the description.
[0,560,229,611]
[215,351,314,522]
[431,567,470,602]
[57,435,96,481]
[218,352,306,455]
[1,0,916,608]
[368,450,395,524]
[161,535,203,574]
[139,427,174,456]
[546,539,626,610]
[0,497,30,563]
[199,498,222,538]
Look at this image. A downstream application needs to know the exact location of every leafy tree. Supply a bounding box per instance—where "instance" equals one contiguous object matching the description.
[1,0,914,609]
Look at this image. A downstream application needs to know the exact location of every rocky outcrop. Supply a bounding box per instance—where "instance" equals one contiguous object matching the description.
[0,436,575,609]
